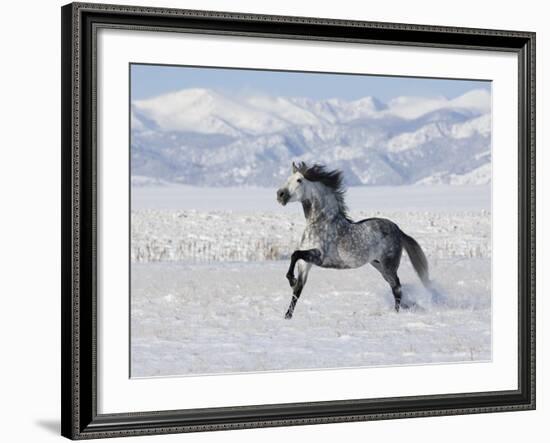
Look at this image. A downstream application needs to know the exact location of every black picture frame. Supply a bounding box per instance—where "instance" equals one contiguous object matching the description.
[61,2,536,439]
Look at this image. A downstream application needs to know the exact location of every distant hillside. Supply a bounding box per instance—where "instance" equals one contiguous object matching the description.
[131,88,491,187]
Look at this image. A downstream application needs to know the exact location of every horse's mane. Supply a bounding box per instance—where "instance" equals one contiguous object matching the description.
[295,162,349,219]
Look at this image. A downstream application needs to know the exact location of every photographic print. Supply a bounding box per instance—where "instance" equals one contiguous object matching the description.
[62,6,535,437]
[130,64,492,378]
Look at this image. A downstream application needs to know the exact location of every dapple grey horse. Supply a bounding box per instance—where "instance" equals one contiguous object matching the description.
[277,162,431,319]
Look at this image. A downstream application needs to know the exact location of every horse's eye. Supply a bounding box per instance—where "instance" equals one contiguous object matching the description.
[297,179,302,184]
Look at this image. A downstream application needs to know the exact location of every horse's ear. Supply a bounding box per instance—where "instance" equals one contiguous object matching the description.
[292,162,298,174]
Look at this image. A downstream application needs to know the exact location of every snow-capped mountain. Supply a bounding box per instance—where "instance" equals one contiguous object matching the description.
[131,88,491,187]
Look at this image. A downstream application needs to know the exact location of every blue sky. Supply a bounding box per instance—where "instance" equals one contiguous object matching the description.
[130,63,491,103]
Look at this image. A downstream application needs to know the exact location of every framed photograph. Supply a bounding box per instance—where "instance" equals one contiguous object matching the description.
[61,2,536,439]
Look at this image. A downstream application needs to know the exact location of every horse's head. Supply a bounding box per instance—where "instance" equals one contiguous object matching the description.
[277,162,311,206]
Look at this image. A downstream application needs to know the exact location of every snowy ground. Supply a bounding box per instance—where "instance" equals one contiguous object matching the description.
[130,185,491,378]
[131,183,490,211]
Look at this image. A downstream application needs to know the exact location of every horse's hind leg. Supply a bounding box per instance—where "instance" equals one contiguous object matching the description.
[388,272,404,312]
[371,258,406,312]
[381,266,403,312]
[285,262,312,319]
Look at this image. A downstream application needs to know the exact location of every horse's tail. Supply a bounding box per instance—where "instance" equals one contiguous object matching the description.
[401,231,431,289]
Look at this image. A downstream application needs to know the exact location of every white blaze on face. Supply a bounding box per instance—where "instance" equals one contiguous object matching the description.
[284,172,307,203]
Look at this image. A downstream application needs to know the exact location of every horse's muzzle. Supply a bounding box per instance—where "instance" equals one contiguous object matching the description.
[277,189,290,206]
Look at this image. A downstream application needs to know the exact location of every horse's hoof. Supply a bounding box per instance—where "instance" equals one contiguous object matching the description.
[285,311,293,319]
[286,274,297,287]
[396,302,418,312]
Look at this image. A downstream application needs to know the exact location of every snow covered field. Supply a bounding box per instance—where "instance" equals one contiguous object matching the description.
[130,185,491,377]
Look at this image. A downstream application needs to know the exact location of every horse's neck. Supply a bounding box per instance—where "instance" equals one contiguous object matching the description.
[302,188,344,225]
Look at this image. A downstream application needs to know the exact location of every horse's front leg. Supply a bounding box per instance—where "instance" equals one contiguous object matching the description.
[286,248,322,287]
[285,262,312,319]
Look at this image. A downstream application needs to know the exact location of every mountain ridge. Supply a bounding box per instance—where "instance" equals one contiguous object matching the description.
[131,88,491,187]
